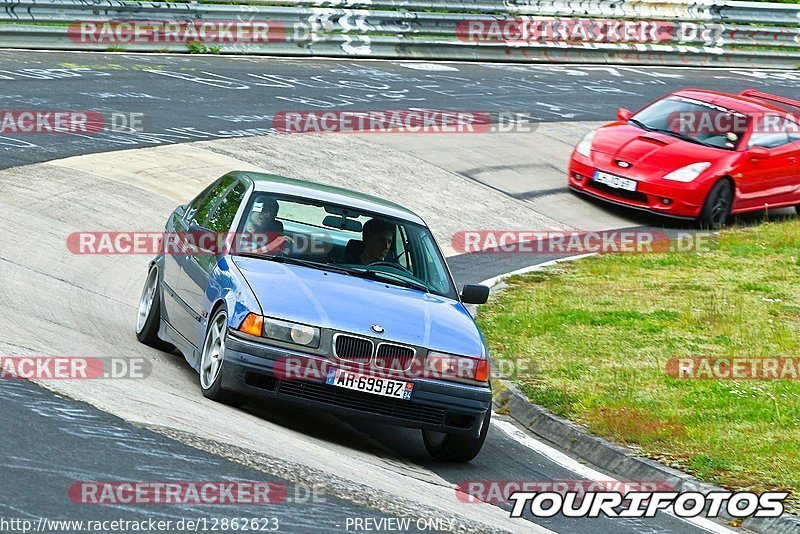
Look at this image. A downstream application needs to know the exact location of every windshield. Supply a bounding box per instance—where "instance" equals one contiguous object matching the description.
[630,96,748,150]
[234,193,457,299]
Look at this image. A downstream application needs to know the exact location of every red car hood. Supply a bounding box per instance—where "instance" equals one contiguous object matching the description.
[591,123,732,172]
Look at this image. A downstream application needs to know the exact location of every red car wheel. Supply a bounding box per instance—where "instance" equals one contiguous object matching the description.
[698,179,733,229]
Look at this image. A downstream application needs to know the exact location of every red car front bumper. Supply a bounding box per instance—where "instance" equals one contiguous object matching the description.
[568,152,709,219]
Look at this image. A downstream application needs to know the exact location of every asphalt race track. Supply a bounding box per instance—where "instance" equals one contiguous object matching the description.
[0,379,404,532]
[2,50,800,534]
[1,50,799,169]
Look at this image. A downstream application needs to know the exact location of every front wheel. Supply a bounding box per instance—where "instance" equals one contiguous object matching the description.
[698,179,733,230]
[199,308,247,407]
[422,409,491,463]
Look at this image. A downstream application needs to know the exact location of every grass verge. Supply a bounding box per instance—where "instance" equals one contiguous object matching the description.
[477,218,800,513]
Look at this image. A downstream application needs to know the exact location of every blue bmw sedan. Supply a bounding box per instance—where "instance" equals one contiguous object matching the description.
[135,172,493,461]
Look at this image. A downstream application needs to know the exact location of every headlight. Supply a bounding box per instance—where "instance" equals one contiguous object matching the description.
[426,351,490,384]
[663,162,711,183]
[265,317,321,348]
[575,130,596,157]
[238,314,321,348]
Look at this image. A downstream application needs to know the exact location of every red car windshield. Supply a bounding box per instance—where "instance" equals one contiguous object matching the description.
[629,96,749,150]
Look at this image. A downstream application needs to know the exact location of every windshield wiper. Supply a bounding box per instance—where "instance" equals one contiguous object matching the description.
[236,253,352,275]
[627,118,652,131]
[628,119,709,146]
[648,128,714,147]
[348,268,430,293]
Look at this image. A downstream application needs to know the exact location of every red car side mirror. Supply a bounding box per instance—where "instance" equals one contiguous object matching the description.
[617,108,632,122]
[749,147,770,161]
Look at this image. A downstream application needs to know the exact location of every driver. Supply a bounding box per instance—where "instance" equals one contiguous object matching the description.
[245,196,283,234]
[241,195,289,253]
[353,218,394,265]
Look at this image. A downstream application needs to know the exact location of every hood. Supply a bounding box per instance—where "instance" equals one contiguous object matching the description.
[591,123,732,174]
[232,257,485,357]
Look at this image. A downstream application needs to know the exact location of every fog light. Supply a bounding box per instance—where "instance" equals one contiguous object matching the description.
[573,173,584,181]
[661,198,672,205]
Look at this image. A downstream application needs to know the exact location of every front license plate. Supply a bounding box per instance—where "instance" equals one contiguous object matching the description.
[593,171,638,192]
[326,369,413,400]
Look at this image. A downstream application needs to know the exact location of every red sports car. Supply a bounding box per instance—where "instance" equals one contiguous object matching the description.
[568,89,800,228]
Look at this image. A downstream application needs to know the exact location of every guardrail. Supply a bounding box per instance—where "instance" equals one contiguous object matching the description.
[194,0,800,26]
[0,0,798,68]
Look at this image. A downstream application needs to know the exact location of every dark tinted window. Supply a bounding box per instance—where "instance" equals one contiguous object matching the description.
[206,180,248,233]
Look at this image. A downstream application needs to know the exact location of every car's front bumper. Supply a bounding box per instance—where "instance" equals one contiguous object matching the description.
[568,153,707,219]
[223,333,493,438]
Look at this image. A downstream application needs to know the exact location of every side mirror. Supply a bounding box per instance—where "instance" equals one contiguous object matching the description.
[617,108,632,122]
[748,146,770,161]
[187,224,221,255]
[461,284,490,305]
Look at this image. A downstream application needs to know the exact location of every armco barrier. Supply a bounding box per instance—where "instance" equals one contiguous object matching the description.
[0,0,798,67]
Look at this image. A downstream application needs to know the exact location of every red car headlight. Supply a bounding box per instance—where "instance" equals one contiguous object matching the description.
[575,130,596,158]
[663,162,711,182]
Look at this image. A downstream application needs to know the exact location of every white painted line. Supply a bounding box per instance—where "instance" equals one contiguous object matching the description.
[479,253,596,288]
[397,62,459,71]
[493,420,608,481]
[493,420,738,534]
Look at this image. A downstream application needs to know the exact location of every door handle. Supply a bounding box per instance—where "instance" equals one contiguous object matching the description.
[789,157,797,164]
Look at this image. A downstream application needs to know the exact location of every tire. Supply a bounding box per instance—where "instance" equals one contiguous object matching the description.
[422,409,491,463]
[199,307,247,407]
[135,266,173,352]
[698,179,733,230]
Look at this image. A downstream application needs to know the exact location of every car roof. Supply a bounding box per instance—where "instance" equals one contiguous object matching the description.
[230,171,425,225]
[672,89,791,115]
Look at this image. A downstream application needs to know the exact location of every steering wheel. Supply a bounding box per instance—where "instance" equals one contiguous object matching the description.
[368,260,412,274]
